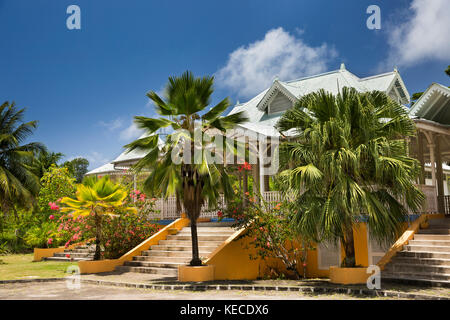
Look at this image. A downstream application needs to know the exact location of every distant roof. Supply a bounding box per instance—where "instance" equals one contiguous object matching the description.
[409,83,450,125]
[229,65,408,125]
[111,133,165,169]
[85,162,125,176]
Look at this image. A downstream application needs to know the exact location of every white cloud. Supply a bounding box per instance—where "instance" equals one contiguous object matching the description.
[216,27,337,98]
[384,0,450,67]
[119,122,143,142]
[98,118,124,131]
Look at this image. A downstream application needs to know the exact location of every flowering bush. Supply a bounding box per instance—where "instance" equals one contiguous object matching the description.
[54,213,95,248]
[101,210,161,259]
[37,166,76,217]
[232,193,313,279]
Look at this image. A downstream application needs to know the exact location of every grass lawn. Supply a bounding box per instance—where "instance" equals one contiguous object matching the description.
[0,254,75,280]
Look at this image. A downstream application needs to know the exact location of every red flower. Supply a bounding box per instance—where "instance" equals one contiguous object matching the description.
[49,215,55,220]
[66,254,70,258]
[217,211,223,217]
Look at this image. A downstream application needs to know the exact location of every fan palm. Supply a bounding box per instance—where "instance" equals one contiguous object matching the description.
[60,176,135,260]
[276,88,424,267]
[125,71,248,266]
[0,101,44,217]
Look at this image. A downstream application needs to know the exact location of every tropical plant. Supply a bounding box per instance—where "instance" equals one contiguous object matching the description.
[37,165,76,215]
[0,101,44,218]
[125,71,248,266]
[231,192,312,279]
[33,149,64,178]
[60,176,135,260]
[276,88,424,267]
[102,210,160,259]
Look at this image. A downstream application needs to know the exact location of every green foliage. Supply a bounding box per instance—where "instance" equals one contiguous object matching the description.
[63,157,89,183]
[33,149,64,178]
[230,193,312,279]
[37,165,76,215]
[445,65,450,77]
[125,71,248,266]
[60,176,136,260]
[276,88,424,267]
[102,210,161,259]
[0,101,44,213]
[23,221,59,248]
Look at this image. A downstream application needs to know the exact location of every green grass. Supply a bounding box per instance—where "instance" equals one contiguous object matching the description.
[0,254,75,280]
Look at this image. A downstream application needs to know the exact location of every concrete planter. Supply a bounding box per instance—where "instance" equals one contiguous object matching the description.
[329,266,370,285]
[178,265,215,282]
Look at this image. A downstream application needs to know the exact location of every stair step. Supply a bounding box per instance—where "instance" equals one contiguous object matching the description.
[141,250,211,257]
[414,234,450,241]
[44,257,92,262]
[408,240,450,246]
[180,227,235,233]
[384,263,450,275]
[166,235,230,241]
[158,240,224,246]
[428,219,450,226]
[115,265,178,276]
[404,245,450,252]
[150,245,217,252]
[133,256,190,263]
[392,257,450,266]
[63,249,92,254]
[397,251,450,259]
[418,229,450,235]
[382,272,450,287]
[124,260,184,269]
[54,252,94,258]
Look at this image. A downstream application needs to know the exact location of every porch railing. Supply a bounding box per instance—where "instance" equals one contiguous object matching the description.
[145,185,441,220]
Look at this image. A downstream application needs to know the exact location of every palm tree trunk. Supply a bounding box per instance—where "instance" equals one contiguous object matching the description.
[189,218,202,266]
[94,213,102,261]
[341,228,356,267]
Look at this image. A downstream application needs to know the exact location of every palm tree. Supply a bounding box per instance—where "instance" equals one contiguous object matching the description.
[60,176,135,260]
[276,88,424,267]
[0,101,44,218]
[33,149,65,178]
[125,71,247,266]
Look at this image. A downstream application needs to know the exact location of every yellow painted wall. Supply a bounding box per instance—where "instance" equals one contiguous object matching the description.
[206,220,417,280]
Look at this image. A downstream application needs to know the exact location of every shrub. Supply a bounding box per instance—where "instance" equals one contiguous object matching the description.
[102,210,161,259]
[37,166,76,217]
[231,193,313,279]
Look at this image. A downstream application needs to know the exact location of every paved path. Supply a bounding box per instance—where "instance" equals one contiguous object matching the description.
[0,281,397,300]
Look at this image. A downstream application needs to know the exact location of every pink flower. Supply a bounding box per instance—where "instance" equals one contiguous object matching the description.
[266,242,271,248]
[47,238,53,245]
[49,215,54,220]
[66,254,70,258]
[303,263,307,267]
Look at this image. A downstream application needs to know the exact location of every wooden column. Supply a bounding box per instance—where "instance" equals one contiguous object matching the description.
[417,132,425,185]
[435,135,445,213]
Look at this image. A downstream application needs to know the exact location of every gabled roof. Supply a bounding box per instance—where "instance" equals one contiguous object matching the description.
[229,65,408,123]
[111,133,165,169]
[85,162,124,176]
[409,83,450,125]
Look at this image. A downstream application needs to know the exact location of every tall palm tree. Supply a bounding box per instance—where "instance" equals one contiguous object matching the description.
[60,176,135,260]
[276,88,424,267]
[125,71,247,266]
[33,149,65,178]
[0,101,44,217]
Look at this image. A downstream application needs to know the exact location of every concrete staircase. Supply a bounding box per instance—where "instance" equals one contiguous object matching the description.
[382,218,450,287]
[115,223,235,277]
[44,243,95,262]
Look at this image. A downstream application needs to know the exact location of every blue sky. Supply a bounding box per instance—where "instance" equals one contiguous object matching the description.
[1,0,449,169]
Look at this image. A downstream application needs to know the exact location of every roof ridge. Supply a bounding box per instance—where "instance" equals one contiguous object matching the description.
[359,71,395,81]
[285,69,341,84]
